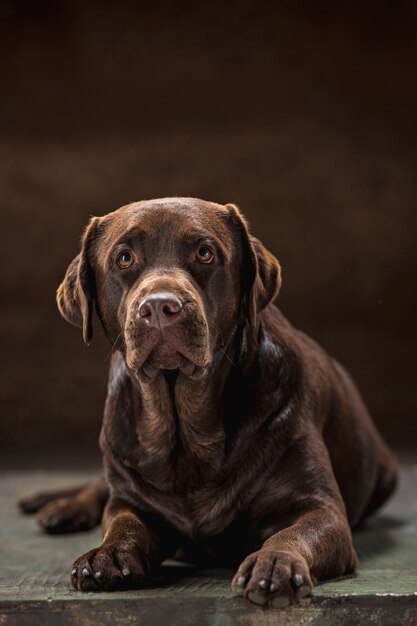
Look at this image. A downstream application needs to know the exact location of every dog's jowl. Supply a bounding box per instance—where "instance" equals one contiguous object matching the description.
[20,198,398,607]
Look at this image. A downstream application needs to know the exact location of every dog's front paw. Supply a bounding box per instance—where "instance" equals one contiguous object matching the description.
[231,549,313,608]
[70,541,149,591]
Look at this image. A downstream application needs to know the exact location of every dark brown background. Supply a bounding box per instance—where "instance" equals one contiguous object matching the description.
[1,0,416,466]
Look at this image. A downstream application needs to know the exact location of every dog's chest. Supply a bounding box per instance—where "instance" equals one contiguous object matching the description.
[123,451,236,537]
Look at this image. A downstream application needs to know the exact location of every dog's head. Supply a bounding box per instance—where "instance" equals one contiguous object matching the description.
[57,198,281,382]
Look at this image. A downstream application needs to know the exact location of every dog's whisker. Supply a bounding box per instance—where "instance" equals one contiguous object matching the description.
[105,330,124,362]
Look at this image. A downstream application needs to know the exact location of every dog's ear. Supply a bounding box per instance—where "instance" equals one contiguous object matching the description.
[226,203,282,326]
[56,217,100,344]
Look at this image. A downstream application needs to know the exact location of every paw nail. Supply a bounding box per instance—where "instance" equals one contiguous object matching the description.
[82,567,90,577]
[237,576,246,587]
[71,568,77,577]
[293,573,304,586]
[270,583,277,592]
[271,595,290,608]
[122,567,131,577]
[258,579,268,589]
[94,571,103,581]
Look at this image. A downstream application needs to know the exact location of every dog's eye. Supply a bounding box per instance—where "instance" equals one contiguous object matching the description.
[196,245,214,264]
[116,250,134,269]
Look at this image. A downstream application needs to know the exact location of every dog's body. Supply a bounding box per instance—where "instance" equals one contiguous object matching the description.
[20,198,397,607]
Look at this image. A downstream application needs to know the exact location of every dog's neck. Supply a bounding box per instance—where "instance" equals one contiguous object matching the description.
[136,346,233,458]
[128,322,256,489]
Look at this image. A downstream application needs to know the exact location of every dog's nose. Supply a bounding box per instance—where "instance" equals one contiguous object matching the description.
[138,292,183,328]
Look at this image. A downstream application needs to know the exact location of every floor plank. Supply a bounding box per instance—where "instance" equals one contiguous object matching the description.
[1,468,416,625]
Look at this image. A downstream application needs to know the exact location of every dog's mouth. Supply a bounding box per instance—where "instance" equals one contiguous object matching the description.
[123,289,213,383]
[126,326,210,383]
[147,342,184,370]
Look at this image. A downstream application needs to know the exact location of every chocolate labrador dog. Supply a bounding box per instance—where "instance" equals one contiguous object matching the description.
[20,198,398,608]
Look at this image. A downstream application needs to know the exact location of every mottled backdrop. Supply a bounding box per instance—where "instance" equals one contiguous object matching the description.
[1,0,416,465]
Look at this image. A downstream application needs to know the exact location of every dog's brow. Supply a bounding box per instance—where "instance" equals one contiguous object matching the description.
[113,227,147,247]
[182,232,216,244]
[180,231,231,261]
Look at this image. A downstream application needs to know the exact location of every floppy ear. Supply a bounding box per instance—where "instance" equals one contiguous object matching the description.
[226,203,282,326]
[56,217,100,345]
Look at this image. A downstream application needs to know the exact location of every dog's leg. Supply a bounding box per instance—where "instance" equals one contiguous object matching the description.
[231,438,357,608]
[20,478,109,534]
[70,498,175,591]
[232,501,356,608]
[19,485,86,514]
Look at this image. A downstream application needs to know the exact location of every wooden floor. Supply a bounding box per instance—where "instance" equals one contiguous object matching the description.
[1,467,417,625]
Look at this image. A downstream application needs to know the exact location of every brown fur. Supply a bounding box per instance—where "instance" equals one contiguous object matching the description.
[20,198,398,608]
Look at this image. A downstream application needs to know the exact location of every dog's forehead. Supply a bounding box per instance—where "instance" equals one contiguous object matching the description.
[99,198,234,249]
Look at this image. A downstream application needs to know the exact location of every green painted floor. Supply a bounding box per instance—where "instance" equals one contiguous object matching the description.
[1,467,416,625]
